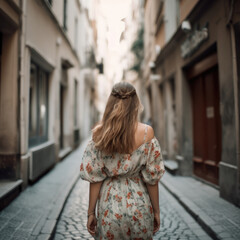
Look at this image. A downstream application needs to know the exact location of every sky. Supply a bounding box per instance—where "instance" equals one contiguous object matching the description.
[99,0,131,51]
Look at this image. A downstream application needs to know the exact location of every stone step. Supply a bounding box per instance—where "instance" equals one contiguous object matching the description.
[0,179,23,211]
[58,147,72,160]
[164,159,179,175]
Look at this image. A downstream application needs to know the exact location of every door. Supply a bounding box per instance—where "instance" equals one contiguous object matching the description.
[165,78,177,158]
[60,84,65,149]
[190,66,221,185]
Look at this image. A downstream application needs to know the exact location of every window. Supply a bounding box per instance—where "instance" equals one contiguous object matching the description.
[74,17,78,51]
[63,0,68,30]
[29,62,49,147]
[74,79,78,127]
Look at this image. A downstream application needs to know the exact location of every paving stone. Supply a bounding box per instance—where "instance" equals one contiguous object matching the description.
[20,220,37,230]
[12,229,32,238]
[8,218,23,228]
[53,233,63,240]
[41,219,57,234]
[0,226,16,237]
[36,233,51,240]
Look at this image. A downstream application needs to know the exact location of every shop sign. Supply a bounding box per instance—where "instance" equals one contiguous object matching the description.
[181,27,209,59]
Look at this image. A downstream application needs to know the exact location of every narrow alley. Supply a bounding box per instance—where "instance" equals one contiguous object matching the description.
[1,0,240,239]
[0,138,240,240]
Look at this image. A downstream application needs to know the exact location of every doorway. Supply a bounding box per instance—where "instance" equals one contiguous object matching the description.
[59,84,65,149]
[59,66,68,150]
[165,78,177,158]
[189,65,221,185]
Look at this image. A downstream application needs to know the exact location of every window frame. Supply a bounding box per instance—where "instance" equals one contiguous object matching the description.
[28,61,49,148]
[74,17,78,51]
[63,0,68,31]
[74,79,78,127]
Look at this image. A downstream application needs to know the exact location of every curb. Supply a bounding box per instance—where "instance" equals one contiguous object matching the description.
[160,178,221,240]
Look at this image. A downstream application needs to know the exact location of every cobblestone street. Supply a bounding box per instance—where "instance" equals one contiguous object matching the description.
[54,178,212,240]
[0,138,238,240]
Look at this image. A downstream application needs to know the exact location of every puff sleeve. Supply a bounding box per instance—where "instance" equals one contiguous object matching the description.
[141,137,165,185]
[80,140,107,183]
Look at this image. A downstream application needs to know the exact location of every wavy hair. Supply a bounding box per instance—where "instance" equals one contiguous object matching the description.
[92,82,141,154]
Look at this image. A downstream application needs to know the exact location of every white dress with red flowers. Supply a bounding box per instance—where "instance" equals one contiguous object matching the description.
[80,133,165,240]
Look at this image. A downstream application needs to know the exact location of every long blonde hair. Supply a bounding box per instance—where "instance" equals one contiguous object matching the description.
[92,82,140,154]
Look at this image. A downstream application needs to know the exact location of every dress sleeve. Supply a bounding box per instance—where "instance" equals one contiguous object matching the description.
[79,140,107,183]
[141,137,165,185]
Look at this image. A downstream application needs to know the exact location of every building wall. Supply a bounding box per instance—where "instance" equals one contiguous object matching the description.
[216,0,239,204]
[0,0,98,192]
[143,0,158,125]
[165,0,178,42]
[51,0,64,26]
[179,0,199,23]
[24,0,80,152]
[0,0,21,179]
[144,0,240,205]
[144,0,156,73]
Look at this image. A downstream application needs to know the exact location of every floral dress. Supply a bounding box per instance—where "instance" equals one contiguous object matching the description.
[80,134,165,240]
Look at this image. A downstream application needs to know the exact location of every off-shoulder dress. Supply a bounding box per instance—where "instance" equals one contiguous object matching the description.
[80,126,165,240]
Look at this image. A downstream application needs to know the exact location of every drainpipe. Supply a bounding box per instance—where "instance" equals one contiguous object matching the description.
[19,0,29,188]
[19,0,26,155]
[227,0,240,205]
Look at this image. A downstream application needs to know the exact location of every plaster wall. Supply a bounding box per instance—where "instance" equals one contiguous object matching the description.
[0,0,21,179]
[52,0,64,30]
[19,0,83,185]
[0,32,19,154]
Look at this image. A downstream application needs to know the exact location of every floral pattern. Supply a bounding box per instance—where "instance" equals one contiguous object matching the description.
[80,136,165,240]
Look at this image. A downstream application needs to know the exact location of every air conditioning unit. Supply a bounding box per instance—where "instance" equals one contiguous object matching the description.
[29,141,55,182]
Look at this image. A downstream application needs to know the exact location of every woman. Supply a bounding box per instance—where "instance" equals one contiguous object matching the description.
[80,82,165,240]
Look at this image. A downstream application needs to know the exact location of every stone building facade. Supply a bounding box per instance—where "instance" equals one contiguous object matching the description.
[144,0,240,206]
[0,0,98,209]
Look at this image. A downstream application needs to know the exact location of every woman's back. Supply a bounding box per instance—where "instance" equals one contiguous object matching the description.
[80,81,165,240]
[80,123,165,239]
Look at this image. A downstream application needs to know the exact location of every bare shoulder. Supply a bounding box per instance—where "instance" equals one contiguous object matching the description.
[138,122,154,141]
[146,125,154,141]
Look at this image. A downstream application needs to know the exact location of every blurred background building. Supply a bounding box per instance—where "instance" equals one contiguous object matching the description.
[143,0,240,206]
[0,0,240,210]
